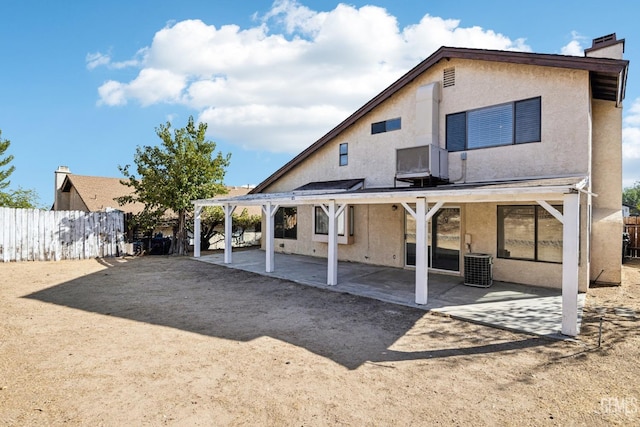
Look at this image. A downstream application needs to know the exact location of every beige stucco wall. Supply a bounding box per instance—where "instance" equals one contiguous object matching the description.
[264,204,407,269]
[266,59,592,193]
[445,61,591,182]
[590,99,623,285]
[258,58,619,291]
[464,201,589,291]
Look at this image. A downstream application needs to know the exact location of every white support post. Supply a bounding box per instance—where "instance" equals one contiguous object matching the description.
[327,200,339,285]
[262,202,279,273]
[415,198,428,305]
[561,193,580,336]
[223,204,236,264]
[193,205,202,258]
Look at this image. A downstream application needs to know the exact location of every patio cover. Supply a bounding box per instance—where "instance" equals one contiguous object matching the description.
[193,176,588,336]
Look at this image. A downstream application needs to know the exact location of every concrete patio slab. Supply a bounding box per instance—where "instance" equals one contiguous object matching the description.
[195,249,584,339]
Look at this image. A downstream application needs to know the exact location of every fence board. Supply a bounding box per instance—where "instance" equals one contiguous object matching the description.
[0,208,5,261]
[8,208,16,261]
[0,208,125,262]
[624,217,640,258]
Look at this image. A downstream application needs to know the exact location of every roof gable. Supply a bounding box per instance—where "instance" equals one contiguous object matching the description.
[251,46,629,194]
[61,175,146,213]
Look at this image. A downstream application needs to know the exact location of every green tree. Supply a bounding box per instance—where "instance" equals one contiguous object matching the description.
[0,129,16,192]
[234,208,261,232]
[0,130,39,209]
[118,116,231,255]
[0,187,40,208]
[623,181,640,215]
[186,207,262,250]
[186,206,226,250]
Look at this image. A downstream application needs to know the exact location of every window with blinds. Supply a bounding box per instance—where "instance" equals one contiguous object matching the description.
[445,97,541,151]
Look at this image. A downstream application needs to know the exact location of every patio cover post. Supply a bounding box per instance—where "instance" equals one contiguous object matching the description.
[415,198,428,304]
[262,202,279,273]
[561,193,580,336]
[328,201,338,285]
[322,201,345,286]
[223,204,236,264]
[193,205,202,258]
[402,199,429,304]
[402,199,443,305]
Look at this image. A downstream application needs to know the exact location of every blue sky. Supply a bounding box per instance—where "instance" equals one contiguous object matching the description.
[1,0,639,208]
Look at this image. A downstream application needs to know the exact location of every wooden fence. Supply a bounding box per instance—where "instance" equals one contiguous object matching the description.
[0,208,126,262]
[624,216,640,259]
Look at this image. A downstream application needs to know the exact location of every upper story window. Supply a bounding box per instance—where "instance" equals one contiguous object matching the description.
[274,207,297,239]
[339,143,348,166]
[371,117,401,134]
[446,97,541,151]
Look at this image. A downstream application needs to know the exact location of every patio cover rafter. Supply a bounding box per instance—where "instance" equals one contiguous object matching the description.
[193,177,587,209]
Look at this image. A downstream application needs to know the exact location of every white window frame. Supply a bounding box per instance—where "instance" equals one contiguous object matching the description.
[312,205,354,244]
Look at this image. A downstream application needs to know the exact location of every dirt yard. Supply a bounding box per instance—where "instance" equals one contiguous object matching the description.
[1,255,638,426]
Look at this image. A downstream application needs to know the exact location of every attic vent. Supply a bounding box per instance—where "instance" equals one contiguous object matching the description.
[592,33,616,47]
[443,67,455,87]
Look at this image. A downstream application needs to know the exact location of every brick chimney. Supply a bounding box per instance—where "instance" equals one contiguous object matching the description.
[53,166,71,210]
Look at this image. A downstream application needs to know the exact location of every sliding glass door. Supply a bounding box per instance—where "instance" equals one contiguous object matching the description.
[405,207,460,272]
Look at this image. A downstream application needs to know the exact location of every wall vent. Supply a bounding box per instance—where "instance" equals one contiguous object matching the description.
[443,67,455,88]
[464,253,493,287]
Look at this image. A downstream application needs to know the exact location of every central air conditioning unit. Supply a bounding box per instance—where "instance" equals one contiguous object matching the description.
[464,253,493,288]
[395,144,448,187]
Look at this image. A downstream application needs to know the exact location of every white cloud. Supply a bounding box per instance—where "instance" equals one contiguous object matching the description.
[560,31,587,56]
[560,40,583,56]
[86,49,146,70]
[86,52,111,70]
[199,104,348,153]
[127,68,186,106]
[97,80,127,106]
[97,69,185,106]
[93,0,532,153]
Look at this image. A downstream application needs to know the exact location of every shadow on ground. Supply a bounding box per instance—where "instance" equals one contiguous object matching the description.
[24,256,554,369]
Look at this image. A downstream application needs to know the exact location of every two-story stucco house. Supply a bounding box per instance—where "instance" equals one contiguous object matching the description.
[193,34,629,336]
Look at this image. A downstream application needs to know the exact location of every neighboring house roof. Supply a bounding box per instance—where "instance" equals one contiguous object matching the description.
[60,175,146,213]
[250,46,629,194]
[61,175,253,216]
[217,186,261,216]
